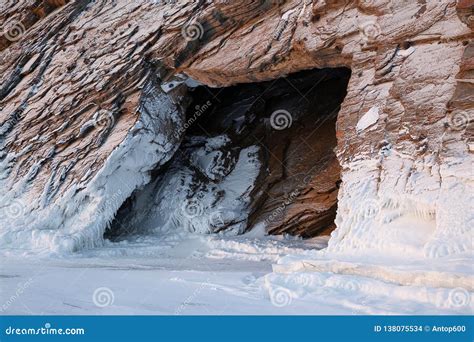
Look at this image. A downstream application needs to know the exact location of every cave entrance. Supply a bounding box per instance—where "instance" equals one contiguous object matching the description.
[105,67,351,241]
[182,67,351,238]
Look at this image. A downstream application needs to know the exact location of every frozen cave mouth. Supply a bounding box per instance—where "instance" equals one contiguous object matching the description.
[105,67,351,241]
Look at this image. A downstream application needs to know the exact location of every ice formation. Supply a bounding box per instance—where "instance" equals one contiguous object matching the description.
[0,81,185,253]
[109,135,261,238]
[328,152,473,260]
[356,106,379,132]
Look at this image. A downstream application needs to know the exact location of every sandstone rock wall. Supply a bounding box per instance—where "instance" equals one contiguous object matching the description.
[0,0,472,257]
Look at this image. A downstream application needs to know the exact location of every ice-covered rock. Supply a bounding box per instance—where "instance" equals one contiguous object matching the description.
[0,0,471,268]
[108,135,260,237]
[0,78,186,253]
[356,107,379,132]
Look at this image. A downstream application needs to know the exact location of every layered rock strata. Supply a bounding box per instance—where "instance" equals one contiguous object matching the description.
[0,0,471,258]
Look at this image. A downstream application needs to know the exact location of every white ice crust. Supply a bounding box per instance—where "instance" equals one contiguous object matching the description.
[0,83,184,254]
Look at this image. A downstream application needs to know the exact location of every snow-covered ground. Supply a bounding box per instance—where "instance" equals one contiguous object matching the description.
[1,230,472,315]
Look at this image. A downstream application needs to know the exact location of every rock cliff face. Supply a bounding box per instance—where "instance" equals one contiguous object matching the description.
[0,0,472,259]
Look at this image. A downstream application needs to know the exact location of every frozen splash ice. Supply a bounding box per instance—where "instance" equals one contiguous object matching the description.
[0,80,186,254]
[328,153,472,260]
[111,135,261,238]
